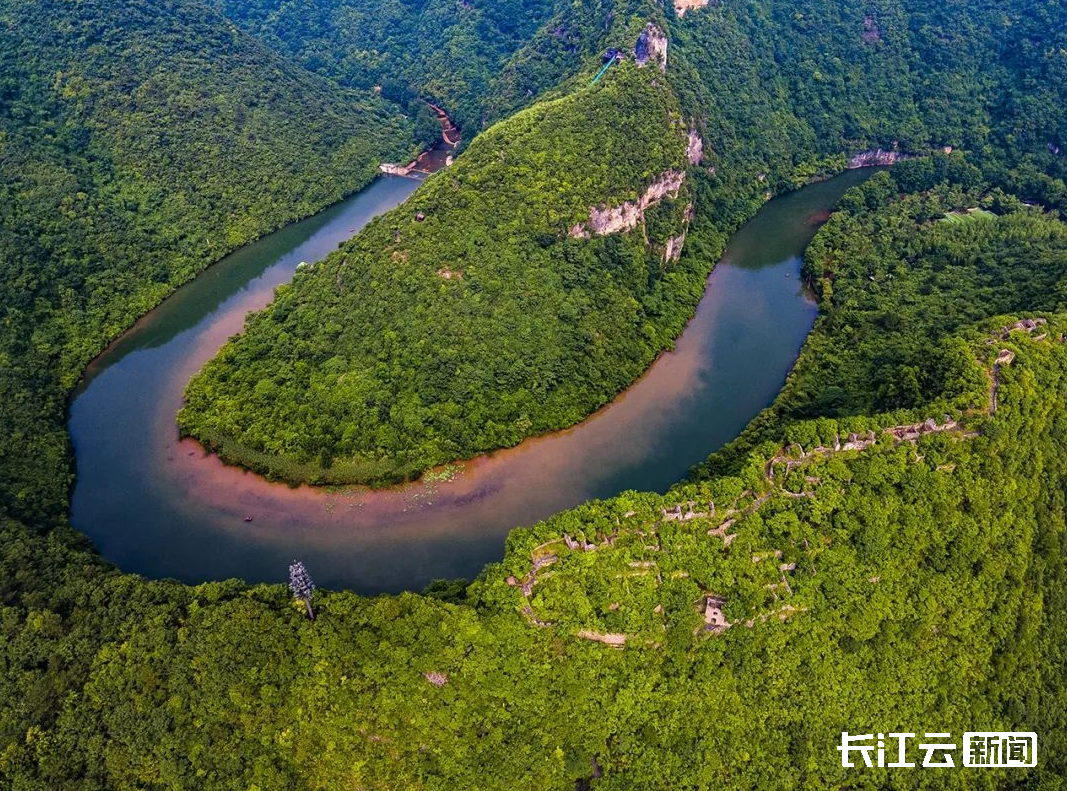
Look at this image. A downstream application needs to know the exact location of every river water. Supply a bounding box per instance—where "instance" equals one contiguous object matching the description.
[69,168,872,593]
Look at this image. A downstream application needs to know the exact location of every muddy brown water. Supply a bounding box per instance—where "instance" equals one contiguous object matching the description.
[69,168,874,593]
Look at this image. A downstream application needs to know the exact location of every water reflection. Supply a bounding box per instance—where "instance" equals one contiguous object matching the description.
[70,170,872,592]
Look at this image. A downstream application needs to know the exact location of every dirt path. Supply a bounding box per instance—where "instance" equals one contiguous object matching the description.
[512,318,1053,644]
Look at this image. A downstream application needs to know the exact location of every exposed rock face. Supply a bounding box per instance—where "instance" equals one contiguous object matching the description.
[589,201,644,236]
[674,0,710,17]
[663,234,686,262]
[662,201,695,263]
[570,169,686,238]
[568,222,590,239]
[640,169,685,203]
[570,170,691,264]
[702,595,730,633]
[848,148,902,168]
[686,128,704,165]
[379,162,413,176]
[1002,317,1047,337]
[635,24,668,73]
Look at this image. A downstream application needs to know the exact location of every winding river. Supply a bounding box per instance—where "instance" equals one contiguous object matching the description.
[70,168,873,593]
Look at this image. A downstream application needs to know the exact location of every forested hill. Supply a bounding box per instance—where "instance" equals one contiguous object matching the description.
[5,195,1067,784]
[0,0,417,522]
[208,0,559,136]
[179,0,1067,485]
[210,0,1067,184]
[694,159,1067,480]
[178,59,701,484]
[6,0,1067,787]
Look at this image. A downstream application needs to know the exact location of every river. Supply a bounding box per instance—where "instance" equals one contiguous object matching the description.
[69,168,873,593]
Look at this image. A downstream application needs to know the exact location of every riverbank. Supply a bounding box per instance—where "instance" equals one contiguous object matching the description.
[76,104,462,399]
[70,169,873,592]
[177,162,873,491]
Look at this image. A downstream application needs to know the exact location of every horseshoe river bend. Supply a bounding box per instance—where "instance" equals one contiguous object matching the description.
[69,168,873,593]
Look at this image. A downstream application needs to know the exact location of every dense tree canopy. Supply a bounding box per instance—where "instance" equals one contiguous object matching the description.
[180,0,1067,484]
[695,160,1067,480]
[0,0,418,522]
[208,0,559,135]
[178,63,702,483]
[4,0,1067,787]
[7,187,1067,785]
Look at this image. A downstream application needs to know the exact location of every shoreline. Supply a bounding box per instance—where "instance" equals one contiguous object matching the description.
[176,169,874,493]
[69,169,871,590]
[73,108,463,400]
[379,101,460,178]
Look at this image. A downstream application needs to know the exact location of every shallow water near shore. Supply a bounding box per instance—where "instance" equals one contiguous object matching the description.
[69,168,873,593]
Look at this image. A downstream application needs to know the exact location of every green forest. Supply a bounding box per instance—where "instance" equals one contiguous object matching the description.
[178,62,701,484]
[178,0,1067,485]
[4,0,1067,787]
[0,0,419,524]
[207,0,559,137]
[694,159,1067,480]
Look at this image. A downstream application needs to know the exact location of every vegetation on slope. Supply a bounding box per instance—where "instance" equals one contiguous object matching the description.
[180,0,1067,485]
[5,179,1067,784]
[178,63,700,484]
[0,0,415,523]
[4,0,1067,787]
[209,0,558,135]
[694,157,1067,480]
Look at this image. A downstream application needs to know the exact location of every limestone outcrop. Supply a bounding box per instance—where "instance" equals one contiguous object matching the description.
[686,128,704,165]
[848,148,902,168]
[674,0,710,17]
[663,234,686,263]
[635,24,668,72]
[570,170,686,238]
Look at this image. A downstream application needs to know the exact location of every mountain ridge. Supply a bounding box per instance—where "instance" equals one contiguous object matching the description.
[3,0,1067,786]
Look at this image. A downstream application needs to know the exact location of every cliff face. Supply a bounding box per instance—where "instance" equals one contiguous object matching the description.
[686,129,704,165]
[673,0,710,16]
[848,148,903,168]
[570,169,687,237]
[576,166,694,264]
[635,23,668,73]
[663,233,687,262]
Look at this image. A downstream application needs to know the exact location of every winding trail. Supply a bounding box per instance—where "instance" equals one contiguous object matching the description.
[516,320,1051,646]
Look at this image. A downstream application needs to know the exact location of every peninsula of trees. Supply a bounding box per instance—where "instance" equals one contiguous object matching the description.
[3,0,1067,787]
[177,0,1067,484]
